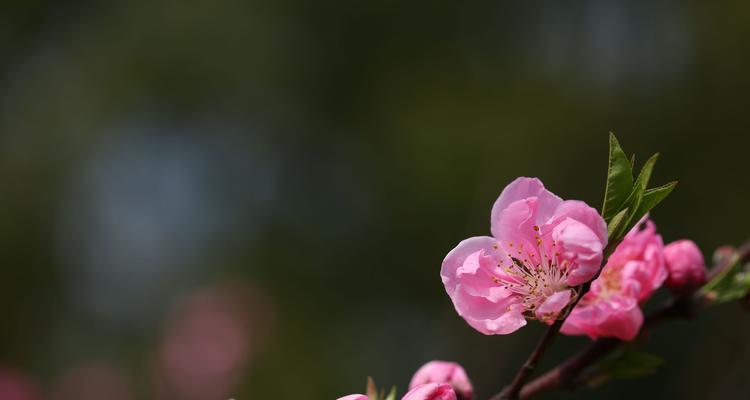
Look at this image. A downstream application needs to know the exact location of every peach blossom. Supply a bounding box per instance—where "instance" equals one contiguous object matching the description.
[442,177,607,334]
[409,361,472,400]
[664,239,707,290]
[561,220,666,340]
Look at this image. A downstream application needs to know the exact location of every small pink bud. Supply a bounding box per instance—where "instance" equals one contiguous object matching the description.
[402,383,456,400]
[664,240,707,292]
[337,395,368,400]
[409,361,473,400]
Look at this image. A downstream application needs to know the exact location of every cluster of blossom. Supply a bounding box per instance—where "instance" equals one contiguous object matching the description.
[442,177,707,340]
[338,360,473,400]
[338,177,708,399]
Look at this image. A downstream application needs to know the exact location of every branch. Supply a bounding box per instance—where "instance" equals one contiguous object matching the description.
[516,238,750,399]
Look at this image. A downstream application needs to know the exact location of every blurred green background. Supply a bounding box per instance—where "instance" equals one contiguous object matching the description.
[1,1,750,399]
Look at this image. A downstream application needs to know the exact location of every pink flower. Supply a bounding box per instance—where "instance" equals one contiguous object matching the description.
[442,177,607,334]
[409,361,472,400]
[402,383,457,400]
[664,240,707,291]
[561,220,666,340]
[337,395,368,400]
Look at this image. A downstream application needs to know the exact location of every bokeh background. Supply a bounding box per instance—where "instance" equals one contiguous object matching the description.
[2,1,750,399]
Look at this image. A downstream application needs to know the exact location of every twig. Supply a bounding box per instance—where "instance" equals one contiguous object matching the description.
[489,320,564,400]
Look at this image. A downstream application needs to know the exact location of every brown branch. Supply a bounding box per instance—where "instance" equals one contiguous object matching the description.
[517,299,688,399]
[515,238,750,399]
[491,240,621,400]
[489,320,564,400]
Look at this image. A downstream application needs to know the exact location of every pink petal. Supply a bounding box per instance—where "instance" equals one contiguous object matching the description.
[550,200,608,246]
[442,237,525,335]
[409,361,473,400]
[468,303,527,335]
[561,292,643,340]
[441,237,498,294]
[337,395,368,400]
[491,198,540,252]
[402,383,457,400]
[608,220,666,302]
[552,218,604,286]
[535,289,572,323]
[490,177,561,239]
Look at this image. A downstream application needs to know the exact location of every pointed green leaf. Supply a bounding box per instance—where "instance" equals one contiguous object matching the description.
[633,153,659,194]
[607,207,629,241]
[631,181,677,224]
[629,153,636,168]
[619,153,660,229]
[602,133,634,222]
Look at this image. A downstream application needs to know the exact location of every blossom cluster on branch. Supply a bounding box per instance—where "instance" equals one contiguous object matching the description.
[337,134,748,400]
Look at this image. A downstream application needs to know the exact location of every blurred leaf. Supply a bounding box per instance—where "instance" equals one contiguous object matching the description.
[384,386,397,400]
[367,377,378,399]
[602,133,634,222]
[704,258,750,303]
[365,378,396,400]
[587,350,663,387]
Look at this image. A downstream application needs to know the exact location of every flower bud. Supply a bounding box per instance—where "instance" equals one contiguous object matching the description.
[409,361,472,400]
[337,395,368,400]
[402,383,456,400]
[664,240,707,292]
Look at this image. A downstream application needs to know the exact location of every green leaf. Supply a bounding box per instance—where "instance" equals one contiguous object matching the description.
[590,350,664,385]
[618,153,661,231]
[384,386,397,400]
[602,133,634,223]
[607,207,629,241]
[630,181,677,224]
[704,258,750,304]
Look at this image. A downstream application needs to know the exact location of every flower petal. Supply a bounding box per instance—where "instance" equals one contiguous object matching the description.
[442,237,525,335]
[535,289,572,324]
[561,293,643,341]
[550,200,608,246]
[441,237,499,295]
[337,395,368,400]
[552,218,604,286]
[402,383,457,400]
[490,177,561,238]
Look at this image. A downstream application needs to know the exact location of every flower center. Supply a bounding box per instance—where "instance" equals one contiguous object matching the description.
[597,265,623,298]
[490,226,574,317]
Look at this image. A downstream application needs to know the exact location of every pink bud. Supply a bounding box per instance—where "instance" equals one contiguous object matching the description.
[402,383,456,400]
[664,240,707,291]
[409,361,473,400]
[337,395,368,400]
